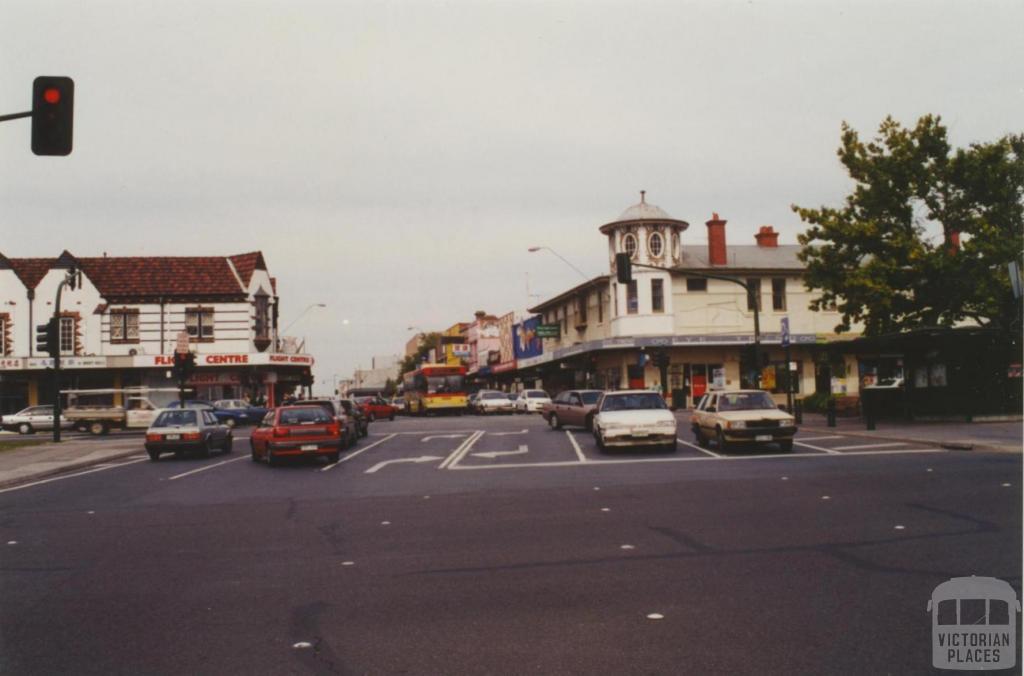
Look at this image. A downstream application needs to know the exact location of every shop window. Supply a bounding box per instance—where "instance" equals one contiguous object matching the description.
[746,278,762,312]
[110,308,140,343]
[59,316,75,355]
[771,278,786,311]
[651,279,664,313]
[686,278,707,292]
[186,307,215,341]
[627,281,638,314]
[765,361,803,394]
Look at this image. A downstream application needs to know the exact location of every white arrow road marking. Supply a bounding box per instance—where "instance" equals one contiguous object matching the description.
[472,445,529,459]
[421,434,467,442]
[320,433,397,472]
[365,455,444,474]
[439,430,485,470]
[489,430,528,436]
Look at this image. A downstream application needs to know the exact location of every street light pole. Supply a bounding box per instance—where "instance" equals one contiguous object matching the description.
[527,246,590,281]
[278,303,326,350]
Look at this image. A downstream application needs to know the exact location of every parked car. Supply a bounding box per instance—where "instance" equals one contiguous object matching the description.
[474,390,515,415]
[513,389,552,414]
[355,395,397,421]
[165,399,248,428]
[295,398,358,449]
[541,389,603,430]
[63,388,164,436]
[467,392,480,411]
[339,398,370,437]
[1,405,73,434]
[390,396,406,414]
[250,405,344,466]
[592,390,677,452]
[144,408,232,461]
[690,389,796,452]
[214,398,268,425]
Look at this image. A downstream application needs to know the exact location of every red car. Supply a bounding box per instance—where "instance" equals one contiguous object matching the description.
[355,395,397,421]
[249,405,343,466]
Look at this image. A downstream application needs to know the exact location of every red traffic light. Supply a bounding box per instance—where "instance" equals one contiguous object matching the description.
[43,88,61,104]
[32,76,74,156]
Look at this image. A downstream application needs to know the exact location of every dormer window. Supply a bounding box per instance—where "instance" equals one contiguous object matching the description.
[623,233,638,259]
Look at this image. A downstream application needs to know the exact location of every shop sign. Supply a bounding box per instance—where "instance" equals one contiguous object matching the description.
[137,352,314,368]
[535,323,561,338]
[492,361,517,374]
[451,344,471,357]
[188,372,241,385]
[514,316,544,359]
[27,356,108,369]
[0,358,23,370]
[712,368,726,389]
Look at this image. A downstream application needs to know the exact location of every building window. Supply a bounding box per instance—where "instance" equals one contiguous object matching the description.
[627,280,638,314]
[186,307,215,340]
[561,305,567,336]
[651,279,664,313]
[597,290,603,323]
[623,233,637,259]
[110,308,140,343]
[746,278,762,312]
[613,284,618,316]
[648,231,663,257]
[772,278,787,311]
[686,278,707,292]
[59,317,75,355]
[578,293,588,324]
[254,295,270,340]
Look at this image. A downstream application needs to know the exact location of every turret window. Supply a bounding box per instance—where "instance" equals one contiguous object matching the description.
[648,232,663,257]
[623,233,637,259]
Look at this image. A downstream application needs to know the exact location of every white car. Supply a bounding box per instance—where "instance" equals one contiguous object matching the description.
[514,389,552,414]
[689,389,796,452]
[475,390,515,415]
[592,390,677,452]
[1,405,74,435]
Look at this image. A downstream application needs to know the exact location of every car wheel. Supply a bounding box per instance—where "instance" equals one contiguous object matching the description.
[584,414,594,432]
[147,449,160,461]
[17,423,33,435]
[250,440,259,462]
[549,414,561,430]
[222,434,233,454]
[266,447,277,467]
[89,421,107,436]
[389,414,395,421]
[716,427,729,452]
[694,427,708,448]
[595,429,606,451]
[779,439,794,452]
[327,451,340,464]
[201,437,213,458]
[224,418,236,429]
[665,438,678,453]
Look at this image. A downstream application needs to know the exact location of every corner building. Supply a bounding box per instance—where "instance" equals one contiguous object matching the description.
[521,195,861,407]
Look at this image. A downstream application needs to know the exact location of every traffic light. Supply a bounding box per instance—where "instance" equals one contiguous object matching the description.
[35,318,59,357]
[172,351,196,384]
[32,76,74,156]
[615,252,632,284]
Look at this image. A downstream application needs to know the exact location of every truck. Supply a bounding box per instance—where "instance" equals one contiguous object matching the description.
[62,387,186,436]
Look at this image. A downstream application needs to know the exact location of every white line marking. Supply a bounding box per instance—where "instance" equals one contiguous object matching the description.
[365,455,444,474]
[372,429,481,436]
[841,448,944,456]
[490,429,528,436]
[797,436,843,442]
[678,437,720,458]
[566,431,587,462]
[0,458,149,494]
[439,430,484,470]
[832,441,908,451]
[794,440,842,455]
[421,434,467,442]
[320,433,398,472]
[472,445,529,459]
[167,455,248,480]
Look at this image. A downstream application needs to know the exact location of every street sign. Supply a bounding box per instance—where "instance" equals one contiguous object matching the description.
[535,323,561,338]
[175,331,189,354]
[780,316,790,346]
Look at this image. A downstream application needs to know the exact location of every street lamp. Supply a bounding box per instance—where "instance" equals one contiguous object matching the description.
[527,246,590,281]
[277,303,326,351]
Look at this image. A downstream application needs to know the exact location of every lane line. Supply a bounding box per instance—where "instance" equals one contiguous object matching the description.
[797,436,843,442]
[832,441,908,451]
[372,429,483,436]
[167,455,249,480]
[442,430,484,470]
[842,448,944,456]
[678,438,721,458]
[794,440,842,455]
[0,457,149,494]
[565,431,587,463]
[321,433,398,472]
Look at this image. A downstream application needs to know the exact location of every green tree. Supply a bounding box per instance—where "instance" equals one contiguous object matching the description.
[793,115,1023,337]
[398,332,441,376]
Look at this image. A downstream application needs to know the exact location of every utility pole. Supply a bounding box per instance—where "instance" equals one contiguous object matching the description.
[50,267,81,442]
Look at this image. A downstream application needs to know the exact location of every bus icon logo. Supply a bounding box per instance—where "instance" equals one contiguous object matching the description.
[928,576,1020,670]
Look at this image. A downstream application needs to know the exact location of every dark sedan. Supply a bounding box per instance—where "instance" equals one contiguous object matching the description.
[145,408,233,460]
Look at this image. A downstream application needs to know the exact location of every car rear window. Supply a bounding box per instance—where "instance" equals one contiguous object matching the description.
[600,393,667,411]
[278,408,333,425]
[154,410,197,427]
[482,392,505,400]
[581,392,601,405]
[526,391,547,398]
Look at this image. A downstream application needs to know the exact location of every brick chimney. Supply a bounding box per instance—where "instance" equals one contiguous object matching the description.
[706,212,727,266]
[755,225,779,248]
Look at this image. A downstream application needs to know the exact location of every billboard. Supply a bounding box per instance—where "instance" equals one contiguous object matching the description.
[498,312,515,365]
[514,315,543,359]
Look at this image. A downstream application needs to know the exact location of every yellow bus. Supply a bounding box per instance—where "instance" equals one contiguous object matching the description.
[402,364,468,415]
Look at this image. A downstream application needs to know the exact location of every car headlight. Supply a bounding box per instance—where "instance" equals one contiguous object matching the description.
[780,417,795,426]
[602,422,628,430]
[727,421,747,430]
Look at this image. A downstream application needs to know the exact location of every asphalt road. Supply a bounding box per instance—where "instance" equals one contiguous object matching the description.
[1,413,1020,675]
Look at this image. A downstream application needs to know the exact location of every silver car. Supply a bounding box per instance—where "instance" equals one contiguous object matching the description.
[144,408,232,461]
[1,405,74,435]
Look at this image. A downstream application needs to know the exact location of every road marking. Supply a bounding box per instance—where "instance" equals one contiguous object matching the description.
[0,457,149,494]
[421,434,467,442]
[490,429,528,436]
[439,430,484,470]
[365,455,444,474]
[794,440,842,455]
[472,445,529,459]
[620,544,635,550]
[566,431,587,462]
[678,438,720,458]
[320,433,398,472]
[797,436,843,442]
[167,455,248,480]
[832,441,908,451]
[841,448,943,456]
[372,429,481,436]
[646,613,664,620]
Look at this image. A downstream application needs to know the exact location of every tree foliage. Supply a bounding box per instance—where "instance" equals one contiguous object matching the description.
[793,115,1023,336]
[398,332,441,376]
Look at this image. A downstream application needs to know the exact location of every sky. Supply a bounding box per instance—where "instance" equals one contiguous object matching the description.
[2,0,1022,387]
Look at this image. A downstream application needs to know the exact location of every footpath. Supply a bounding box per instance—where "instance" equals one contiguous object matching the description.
[795,412,1022,453]
[0,433,145,490]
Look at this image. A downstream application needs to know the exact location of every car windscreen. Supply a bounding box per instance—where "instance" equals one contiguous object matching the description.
[215,400,243,408]
[600,393,667,411]
[717,392,777,411]
[278,408,333,425]
[154,410,197,427]
[580,392,601,405]
[427,375,464,393]
[481,392,506,400]
[526,391,547,398]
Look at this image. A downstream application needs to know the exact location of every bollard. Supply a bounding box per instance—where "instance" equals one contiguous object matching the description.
[826,397,836,428]
[794,398,803,425]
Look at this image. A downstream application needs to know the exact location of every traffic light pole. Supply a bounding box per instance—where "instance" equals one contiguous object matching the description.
[52,278,67,443]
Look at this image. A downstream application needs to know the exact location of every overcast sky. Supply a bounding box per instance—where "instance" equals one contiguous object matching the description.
[3,0,1021,386]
